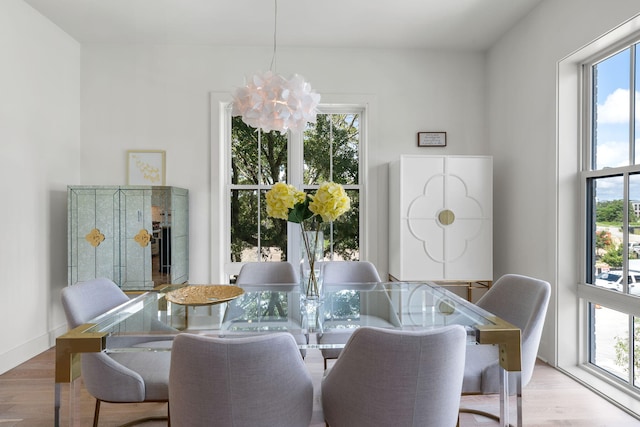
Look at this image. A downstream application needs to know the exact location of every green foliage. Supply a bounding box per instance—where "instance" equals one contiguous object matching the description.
[303,114,359,186]
[596,230,612,250]
[288,197,315,224]
[601,244,623,268]
[596,200,639,223]
[614,317,640,382]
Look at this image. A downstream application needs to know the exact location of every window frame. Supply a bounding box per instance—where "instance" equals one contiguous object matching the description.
[222,104,368,280]
[579,36,640,394]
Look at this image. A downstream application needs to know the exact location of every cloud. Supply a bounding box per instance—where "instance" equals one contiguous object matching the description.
[597,88,640,123]
[596,139,629,168]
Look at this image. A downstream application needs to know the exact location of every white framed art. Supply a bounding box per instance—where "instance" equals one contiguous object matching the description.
[127,150,166,185]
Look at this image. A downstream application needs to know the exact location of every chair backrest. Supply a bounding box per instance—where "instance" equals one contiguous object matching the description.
[235,262,298,286]
[61,278,130,328]
[476,273,551,387]
[169,332,313,427]
[321,325,466,427]
[322,261,381,284]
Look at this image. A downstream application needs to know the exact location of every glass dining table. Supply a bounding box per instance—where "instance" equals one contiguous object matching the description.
[54,281,522,427]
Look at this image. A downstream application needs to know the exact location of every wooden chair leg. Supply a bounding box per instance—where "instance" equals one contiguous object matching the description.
[93,399,100,427]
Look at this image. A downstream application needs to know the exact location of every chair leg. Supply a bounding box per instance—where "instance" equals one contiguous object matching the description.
[324,358,327,370]
[93,399,101,427]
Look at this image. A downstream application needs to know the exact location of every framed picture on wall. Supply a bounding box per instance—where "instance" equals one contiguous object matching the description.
[417,132,447,147]
[127,150,166,185]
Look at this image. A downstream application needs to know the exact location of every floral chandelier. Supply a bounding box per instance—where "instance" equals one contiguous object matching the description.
[231,0,320,134]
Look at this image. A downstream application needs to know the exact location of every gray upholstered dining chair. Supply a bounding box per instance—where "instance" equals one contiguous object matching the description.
[235,261,298,286]
[61,278,175,427]
[460,273,551,421]
[321,325,467,427]
[317,260,382,368]
[169,332,314,427]
[321,260,381,285]
[231,261,308,357]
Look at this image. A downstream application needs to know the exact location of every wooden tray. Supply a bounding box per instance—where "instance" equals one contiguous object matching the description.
[166,285,244,306]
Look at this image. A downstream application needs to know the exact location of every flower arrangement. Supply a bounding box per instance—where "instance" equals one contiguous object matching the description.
[265,181,351,298]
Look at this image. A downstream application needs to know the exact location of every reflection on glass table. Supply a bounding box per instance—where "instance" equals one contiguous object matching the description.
[55,281,522,427]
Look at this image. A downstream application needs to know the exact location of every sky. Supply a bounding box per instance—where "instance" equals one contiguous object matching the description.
[594,45,640,202]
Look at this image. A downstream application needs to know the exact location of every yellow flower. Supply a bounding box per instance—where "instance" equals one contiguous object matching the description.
[265,182,301,220]
[309,182,351,222]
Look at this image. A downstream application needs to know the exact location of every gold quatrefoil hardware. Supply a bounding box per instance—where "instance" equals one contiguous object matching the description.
[85,228,105,247]
[134,229,152,247]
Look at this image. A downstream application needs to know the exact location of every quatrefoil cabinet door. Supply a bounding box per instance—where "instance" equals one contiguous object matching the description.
[389,155,492,281]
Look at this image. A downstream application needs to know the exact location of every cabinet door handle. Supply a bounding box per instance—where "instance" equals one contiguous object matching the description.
[85,228,105,247]
[134,229,151,247]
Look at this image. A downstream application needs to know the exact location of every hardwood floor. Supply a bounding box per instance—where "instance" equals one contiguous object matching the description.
[1,347,639,426]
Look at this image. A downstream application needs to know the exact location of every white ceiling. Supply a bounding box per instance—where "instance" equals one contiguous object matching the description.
[23,0,543,51]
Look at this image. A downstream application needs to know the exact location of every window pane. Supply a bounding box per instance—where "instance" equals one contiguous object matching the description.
[231,117,259,185]
[627,173,640,295]
[591,175,624,288]
[303,114,360,186]
[260,131,288,185]
[260,190,288,261]
[590,303,628,381]
[232,118,287,185]
[634,317,640,387]
[331,190,360,260]
[304,116,330,185]
[230,189,259,262]
[230,190,288,262]
[331,114,360,186]
[593,49,630,170]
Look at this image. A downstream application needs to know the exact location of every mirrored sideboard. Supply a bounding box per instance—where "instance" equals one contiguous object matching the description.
[67,185,188,290]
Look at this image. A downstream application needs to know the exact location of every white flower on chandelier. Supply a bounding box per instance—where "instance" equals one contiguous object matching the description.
[231,70,321,133]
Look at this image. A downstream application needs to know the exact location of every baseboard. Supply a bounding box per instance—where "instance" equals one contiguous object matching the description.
[0,324,66,375]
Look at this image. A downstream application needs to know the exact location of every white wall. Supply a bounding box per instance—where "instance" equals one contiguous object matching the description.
[487,0,640,364]
[79,45,488,283]
[7,0,640,377]
[0,0,80,374]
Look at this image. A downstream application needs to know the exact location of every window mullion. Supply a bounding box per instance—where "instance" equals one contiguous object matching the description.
[630,46,636,165]
[257,129,262,257]
[288,130,303,265]
[629,315,635,385]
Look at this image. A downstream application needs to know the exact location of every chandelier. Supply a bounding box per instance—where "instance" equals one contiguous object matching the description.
[231,0,320,134]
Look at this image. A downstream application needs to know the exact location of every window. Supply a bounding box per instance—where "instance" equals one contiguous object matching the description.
[226,107,365,280]
[583,39,640,389]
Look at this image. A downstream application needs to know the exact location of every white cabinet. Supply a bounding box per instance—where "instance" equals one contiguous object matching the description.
[68,185,188,290]
[389,155,492,282]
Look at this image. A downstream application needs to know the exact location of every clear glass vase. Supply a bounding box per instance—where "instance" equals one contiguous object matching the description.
[300,228,324,306]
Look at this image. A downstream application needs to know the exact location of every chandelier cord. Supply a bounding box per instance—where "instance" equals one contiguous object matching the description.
[269,0,278,73]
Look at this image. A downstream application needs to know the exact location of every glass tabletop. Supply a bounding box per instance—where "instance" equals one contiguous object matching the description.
[78,282,497,351]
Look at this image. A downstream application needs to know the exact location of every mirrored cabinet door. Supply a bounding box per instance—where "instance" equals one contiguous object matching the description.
[68,185,189,290]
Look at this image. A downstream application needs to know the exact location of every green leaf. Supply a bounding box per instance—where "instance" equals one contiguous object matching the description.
[288,201,313,223]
